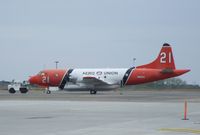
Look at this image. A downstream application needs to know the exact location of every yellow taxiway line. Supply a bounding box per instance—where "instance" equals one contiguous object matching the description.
[160,128,200,134]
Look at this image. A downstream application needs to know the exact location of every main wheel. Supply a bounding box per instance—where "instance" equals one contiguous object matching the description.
[90,90,97,95]
[46,90,51,94]
[9,88,16,94]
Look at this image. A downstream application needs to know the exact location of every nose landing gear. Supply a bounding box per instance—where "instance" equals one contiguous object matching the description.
[44,87,51,94]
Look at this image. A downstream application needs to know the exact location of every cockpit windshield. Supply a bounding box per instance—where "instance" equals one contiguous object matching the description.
[37,71,45,76]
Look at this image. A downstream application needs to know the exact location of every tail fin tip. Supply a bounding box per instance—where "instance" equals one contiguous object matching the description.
[163,43,170,47]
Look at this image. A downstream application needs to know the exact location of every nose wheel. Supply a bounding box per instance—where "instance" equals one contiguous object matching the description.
[46,90,51,94]
[90,90,97,95]
[44,87,51,94]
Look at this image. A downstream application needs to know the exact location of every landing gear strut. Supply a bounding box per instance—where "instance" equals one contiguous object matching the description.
[90,90,97,95]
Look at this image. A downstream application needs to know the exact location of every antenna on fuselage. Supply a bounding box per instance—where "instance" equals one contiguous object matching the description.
[132,58,136,67]
[55,61,59,69]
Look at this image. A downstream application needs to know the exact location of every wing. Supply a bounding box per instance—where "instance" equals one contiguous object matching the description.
[82,77,109,86]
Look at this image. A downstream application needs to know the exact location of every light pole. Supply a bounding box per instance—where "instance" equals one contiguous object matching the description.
[55,61,59,69]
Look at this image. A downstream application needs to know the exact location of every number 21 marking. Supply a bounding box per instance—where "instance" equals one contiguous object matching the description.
[160,52,172,63]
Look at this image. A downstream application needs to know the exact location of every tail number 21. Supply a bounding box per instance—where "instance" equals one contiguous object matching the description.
[160,52,172,63]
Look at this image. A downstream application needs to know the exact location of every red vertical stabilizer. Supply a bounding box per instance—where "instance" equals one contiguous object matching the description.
[137,43,176,69]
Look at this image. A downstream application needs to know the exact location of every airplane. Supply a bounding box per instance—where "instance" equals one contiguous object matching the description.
[28,43,190,94]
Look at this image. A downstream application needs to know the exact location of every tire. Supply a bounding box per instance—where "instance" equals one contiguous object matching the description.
[90,90,97,95]
[46,90,51,94]
[20,88,28,94]
[9,88,16,94]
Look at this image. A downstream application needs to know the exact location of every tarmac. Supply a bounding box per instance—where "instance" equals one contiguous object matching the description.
[0,89,200,135]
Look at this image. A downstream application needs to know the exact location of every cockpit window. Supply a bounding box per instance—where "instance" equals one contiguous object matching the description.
[37,71,45,76]
[37,72,42,75]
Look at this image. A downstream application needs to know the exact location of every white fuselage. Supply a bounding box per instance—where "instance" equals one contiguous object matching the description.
[63,68,129,91]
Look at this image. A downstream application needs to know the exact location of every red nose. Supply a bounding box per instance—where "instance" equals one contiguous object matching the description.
[28,76,39,85]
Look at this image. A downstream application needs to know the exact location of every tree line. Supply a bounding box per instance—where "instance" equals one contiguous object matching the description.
[133,78,200,89]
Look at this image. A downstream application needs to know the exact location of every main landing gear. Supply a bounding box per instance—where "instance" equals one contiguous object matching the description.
[90,90,97,95]
[46,90,51,94]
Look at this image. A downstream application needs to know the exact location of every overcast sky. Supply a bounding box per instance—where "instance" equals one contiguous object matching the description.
[0,0,199,84]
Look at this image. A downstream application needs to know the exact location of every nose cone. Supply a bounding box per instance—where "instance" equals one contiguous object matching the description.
[28,76,38,85]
